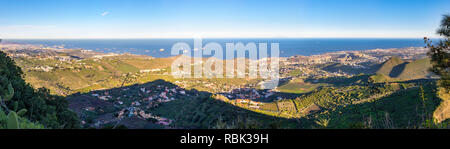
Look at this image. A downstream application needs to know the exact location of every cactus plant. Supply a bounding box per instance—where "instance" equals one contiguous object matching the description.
[7,111,19,129]
[17,109,27,116]
[0,83,14,113]
[0,111,5,128]
[13,101,18,111]
[3,83,14,102]
[0,110,6,121]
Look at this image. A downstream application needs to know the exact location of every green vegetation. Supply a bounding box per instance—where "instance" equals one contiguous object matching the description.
[371,57,432,82]
[151,94,297,129]
[396,58,432,79]
[0,109,44,129]
[317,83,443,128]
[277,78,325,94]
[135,76,450,129]
[0,51,79,129]
[322,62,378,75]
[6,111,19,129]
[376,56,404,76]
[14,55,174,95]
[258,82,395,116]
[369,73,392,83]
[422,14,450,125]
[287,69,303,77]
[243,77,449,128]
[425,14,450,92]
[307,74,370,86]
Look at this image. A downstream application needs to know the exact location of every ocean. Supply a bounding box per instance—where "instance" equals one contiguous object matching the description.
[2,38,427,58]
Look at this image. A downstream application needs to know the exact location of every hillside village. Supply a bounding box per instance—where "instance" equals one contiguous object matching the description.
[67,80,195,128]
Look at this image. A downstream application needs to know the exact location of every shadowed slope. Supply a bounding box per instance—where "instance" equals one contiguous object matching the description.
[67,79,301,129]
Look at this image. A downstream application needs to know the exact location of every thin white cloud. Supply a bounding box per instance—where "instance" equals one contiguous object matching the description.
[101,11,109,16]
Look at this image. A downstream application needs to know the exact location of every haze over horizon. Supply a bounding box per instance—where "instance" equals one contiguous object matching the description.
[1,0,449,39]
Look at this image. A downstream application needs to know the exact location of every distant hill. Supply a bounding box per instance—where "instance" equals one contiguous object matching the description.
[376,56,405,77]
[396,58,432,80]
[373,57,432,81]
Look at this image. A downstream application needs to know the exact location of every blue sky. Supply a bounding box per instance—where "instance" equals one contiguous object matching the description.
[0,0,449,39]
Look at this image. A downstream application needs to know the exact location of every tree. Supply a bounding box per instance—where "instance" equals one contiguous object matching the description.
[120,72,137,87]
[425,14,450,92]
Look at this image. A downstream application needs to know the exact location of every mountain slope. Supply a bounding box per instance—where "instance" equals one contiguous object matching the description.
[396,58,432,80]
[376,56,404,77]
[374,57,432,81]
[0,51,80,128]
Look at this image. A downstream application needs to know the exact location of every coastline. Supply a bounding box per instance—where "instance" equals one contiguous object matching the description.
[0,42,428,60]
[1,38,429,58]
